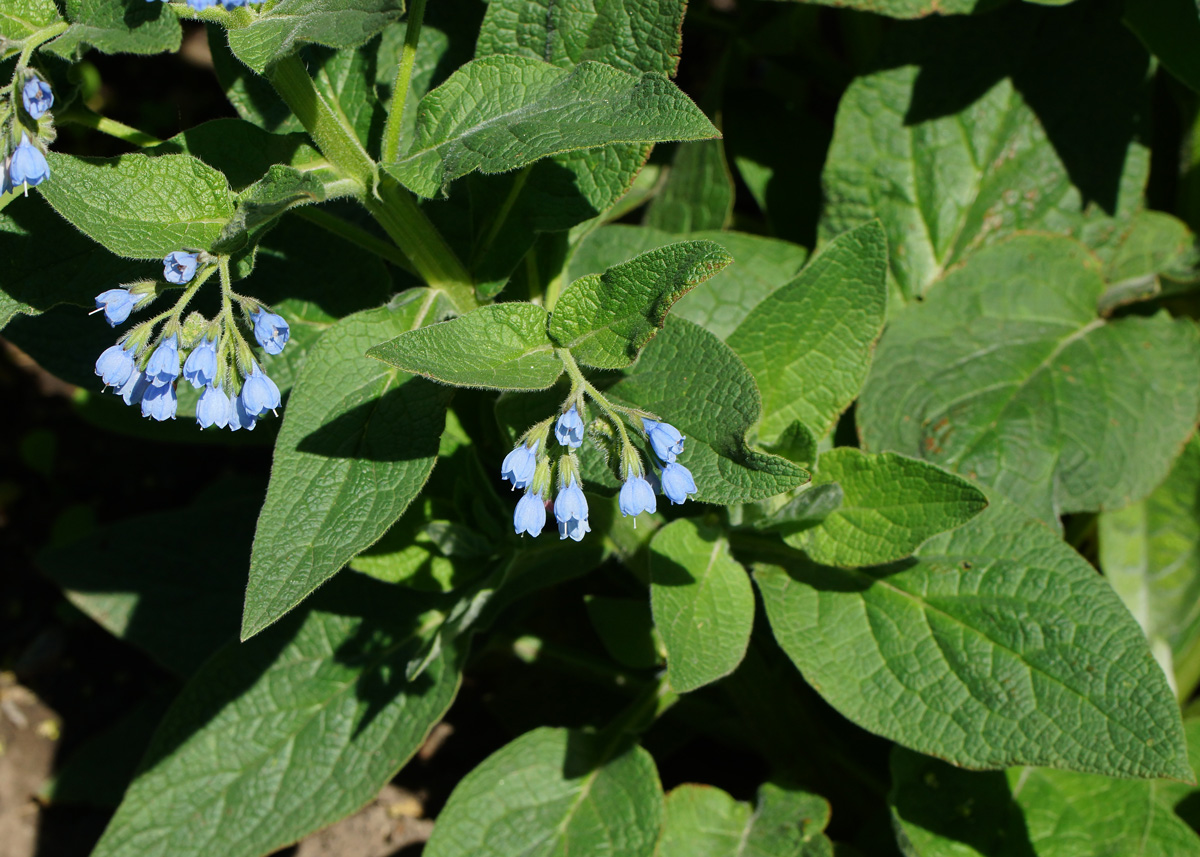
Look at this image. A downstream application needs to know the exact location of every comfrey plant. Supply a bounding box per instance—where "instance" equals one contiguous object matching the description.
[10,2,1200,857]
[90,251,290,427]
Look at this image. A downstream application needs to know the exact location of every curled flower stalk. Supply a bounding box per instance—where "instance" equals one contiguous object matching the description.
[89,251,292,429]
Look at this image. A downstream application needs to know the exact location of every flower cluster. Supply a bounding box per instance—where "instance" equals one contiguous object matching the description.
[147,0,265,9]
[2,73,53,196]
[502,398,697,542]
[91,250,291,429]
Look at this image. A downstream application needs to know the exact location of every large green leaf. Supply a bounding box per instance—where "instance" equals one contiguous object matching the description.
[754,497,1191,778]
[549,239,732,369]
[423,726,663,857]
[657,783,833,857]
[0,0,61,41]
[781,448,987,568]
[819,2,1150,301]
[1100,436,1200,699]
[242,292,452,640]
[569,226,809,341]
[47,0,180,57]
[367,302,564,391]
[386,55,717,198]
[223,0,405,73]
[91,574,462,857]
[650,519,754,694]
[890,734,1200,857]
[39,152,235,259]
[605,317,809,504]
[858,235,1200,526]
[727,221,887,442]
[643,138,734,234]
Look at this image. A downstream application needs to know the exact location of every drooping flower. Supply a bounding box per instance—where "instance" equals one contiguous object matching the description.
[555,406,584,449]
[9,134,49,190]
[251,308,290,355]
[116,371,151,406]
[643,418,685,463]
[140,382,178,421]
[241,363,281,415]
[228,394,257,432]
[619,474,657,518]
[514,490,547,537]
[146,335,181,387]
[183,337,218,388]
[21,78,53,120]
[95,343,137,388]
[163,251,198,285]
[501,440,539,490]
[554,479,590,542]
[196,385,232,429]
[660,462,697,506]
[93,288,139,327]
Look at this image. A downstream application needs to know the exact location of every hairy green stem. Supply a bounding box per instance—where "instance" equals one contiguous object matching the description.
[380,0,427,165]
[58,108,163,147]
[16,21,68,68]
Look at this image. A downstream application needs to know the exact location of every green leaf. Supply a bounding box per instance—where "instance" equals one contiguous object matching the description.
[37,478,256,676]
[650,519,754,693]
[657,783,833,857]
[1099,210,1200,313]
[0,194,145,329]
[0,0,61,41]
[890,743,1200,857]
[1125,0,1200,94]
[782,448,988,568]
[367,302,564,391]
[47,0,180,58]
[643,139,734,234]
[39,152,235,259]
[772,0,997,18]
[242,293,452,640]
[149,118,322,191]
[755,496,1191,778]
[476,0,684,76]
[549,239,732,369]
[212,164,328,255]
[1100,436,1200,700]
[223,0,405,73]
[91,574,462,857]
[858,234,1200,526]
[727,221,887,442]
[569,226,809,341]
[386,55,718,198]
[606,317,809,504]
[423,726,664,857]
[819,2,1149,301]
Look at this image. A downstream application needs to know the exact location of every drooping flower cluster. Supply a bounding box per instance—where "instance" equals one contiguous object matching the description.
[147,0,265,9]
[502,396,697,542]
[2,72,54,196]
[90,250,291,429]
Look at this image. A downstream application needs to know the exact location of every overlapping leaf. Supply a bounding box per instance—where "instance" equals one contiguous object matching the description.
[47,0,180,58]
[39,152,235,259]
[727,221,887,441]
[605,317,809,504]
[643,139,734,234]
[386,56,717,198]
[368,302,563,391]
[92,574,462,857]
[650,519,753,693]
[858,235,1200,526]
[755,497,1191,778]
[1,0,61,41]
[657,783,833,857]
[423,727,663,857]
[243,292,451,640]
[549,239,732,368]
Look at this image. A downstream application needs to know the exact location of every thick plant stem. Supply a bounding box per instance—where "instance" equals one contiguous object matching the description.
[16,21,68,68]
[59,109,163,147]
[366,175,477,310]
[380,0,427,165]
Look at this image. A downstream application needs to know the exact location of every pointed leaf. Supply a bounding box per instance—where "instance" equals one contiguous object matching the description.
[549,239,732,369]
[386,56,717,198]
[650,519,754,693]
[367,302,564,391]
[242,293,451,640]
[424,727,663,857]
[755,496,1191,778]
[643,138,735,234]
